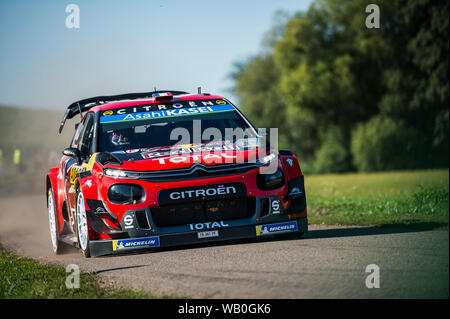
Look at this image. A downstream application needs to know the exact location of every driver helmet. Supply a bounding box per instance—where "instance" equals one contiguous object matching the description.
[111,131,128,146]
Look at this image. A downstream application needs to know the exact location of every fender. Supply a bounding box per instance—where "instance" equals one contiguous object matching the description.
[279,151,302,181]
[76,172,123,240]
[68,153,99,185]
[77,173,100,205]
[75,153,102,203]
[46,167,65,237]
[46,167,59,203]
[75,174,104,241]
[65,153,102,223]
[279,151,307,217]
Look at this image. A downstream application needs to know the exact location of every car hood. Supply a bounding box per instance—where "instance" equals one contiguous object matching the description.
[104,139,271,172]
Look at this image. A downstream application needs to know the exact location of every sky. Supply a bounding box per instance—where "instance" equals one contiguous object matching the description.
[0,0,312,109]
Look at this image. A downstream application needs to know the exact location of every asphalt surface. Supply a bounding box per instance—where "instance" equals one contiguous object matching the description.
[0,194,448,298]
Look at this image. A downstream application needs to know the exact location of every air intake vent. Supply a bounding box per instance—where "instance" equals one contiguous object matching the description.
[259,198,270,218]
[135,211,150,229]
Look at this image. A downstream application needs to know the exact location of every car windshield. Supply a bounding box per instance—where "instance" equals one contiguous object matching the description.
[98,100,256,153]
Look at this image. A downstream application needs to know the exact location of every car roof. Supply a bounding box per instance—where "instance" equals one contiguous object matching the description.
[90,93,226,114]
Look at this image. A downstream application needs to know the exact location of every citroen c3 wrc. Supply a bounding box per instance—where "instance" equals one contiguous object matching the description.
[46,90,307,257]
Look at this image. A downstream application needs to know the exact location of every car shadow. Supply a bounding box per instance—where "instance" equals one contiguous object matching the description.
[57,241,80,254]
[94,264,149,274]
[292,222,448,241]
[91,222,447,274]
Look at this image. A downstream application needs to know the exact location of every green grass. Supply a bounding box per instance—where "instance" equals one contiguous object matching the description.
[0,245,185,299]
[305,169,449,230]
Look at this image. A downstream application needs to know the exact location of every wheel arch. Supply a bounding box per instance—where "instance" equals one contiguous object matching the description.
[46,175,51,206]
[46,168,59,207]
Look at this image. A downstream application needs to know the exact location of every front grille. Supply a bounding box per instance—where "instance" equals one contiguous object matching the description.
[151,197,255,228]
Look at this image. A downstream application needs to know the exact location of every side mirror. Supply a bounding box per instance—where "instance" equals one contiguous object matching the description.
[62,147,81,165]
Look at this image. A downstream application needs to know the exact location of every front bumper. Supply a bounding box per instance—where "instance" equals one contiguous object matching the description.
[87,175,308,257]
[89,217,308,257]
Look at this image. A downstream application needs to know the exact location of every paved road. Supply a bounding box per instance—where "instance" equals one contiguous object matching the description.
[0,195,448,298]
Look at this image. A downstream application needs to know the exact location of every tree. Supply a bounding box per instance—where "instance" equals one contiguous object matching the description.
[232,0,449,173]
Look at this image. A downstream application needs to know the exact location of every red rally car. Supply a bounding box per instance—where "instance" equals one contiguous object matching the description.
[46,90,307,257]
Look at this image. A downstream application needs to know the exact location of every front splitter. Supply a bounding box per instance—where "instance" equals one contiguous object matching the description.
[88,217,308,257]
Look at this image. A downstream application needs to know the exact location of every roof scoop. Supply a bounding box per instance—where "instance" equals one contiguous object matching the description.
[152,92,173,102]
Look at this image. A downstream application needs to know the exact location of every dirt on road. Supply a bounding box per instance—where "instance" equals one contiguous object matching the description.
[0,194,448,298]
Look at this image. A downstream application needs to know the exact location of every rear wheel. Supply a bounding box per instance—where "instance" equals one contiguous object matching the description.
[76,191,91,258]
[47,188,61,254]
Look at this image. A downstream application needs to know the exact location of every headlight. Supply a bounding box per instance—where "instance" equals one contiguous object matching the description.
[104,169,128,178]
[258,152,276,165]
[107,184,145,205]
[257,168,285,190]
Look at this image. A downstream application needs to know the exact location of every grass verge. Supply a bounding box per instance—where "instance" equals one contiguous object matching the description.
[305,169,449,230]
[0,244,185,299]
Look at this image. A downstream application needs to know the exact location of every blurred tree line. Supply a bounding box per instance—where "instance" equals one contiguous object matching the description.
[231,0,448,173]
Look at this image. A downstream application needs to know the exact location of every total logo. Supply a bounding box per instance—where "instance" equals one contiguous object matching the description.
[189,221,229,231]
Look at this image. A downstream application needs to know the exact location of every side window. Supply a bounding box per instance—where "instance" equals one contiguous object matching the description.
[79,113,95,162]
[71,121,85,148]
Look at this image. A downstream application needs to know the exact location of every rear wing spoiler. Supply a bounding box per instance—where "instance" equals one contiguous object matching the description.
[58,90,188,133]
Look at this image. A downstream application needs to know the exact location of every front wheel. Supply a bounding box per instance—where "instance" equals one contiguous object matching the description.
[48,188,61,254]
[76,191,91,258]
